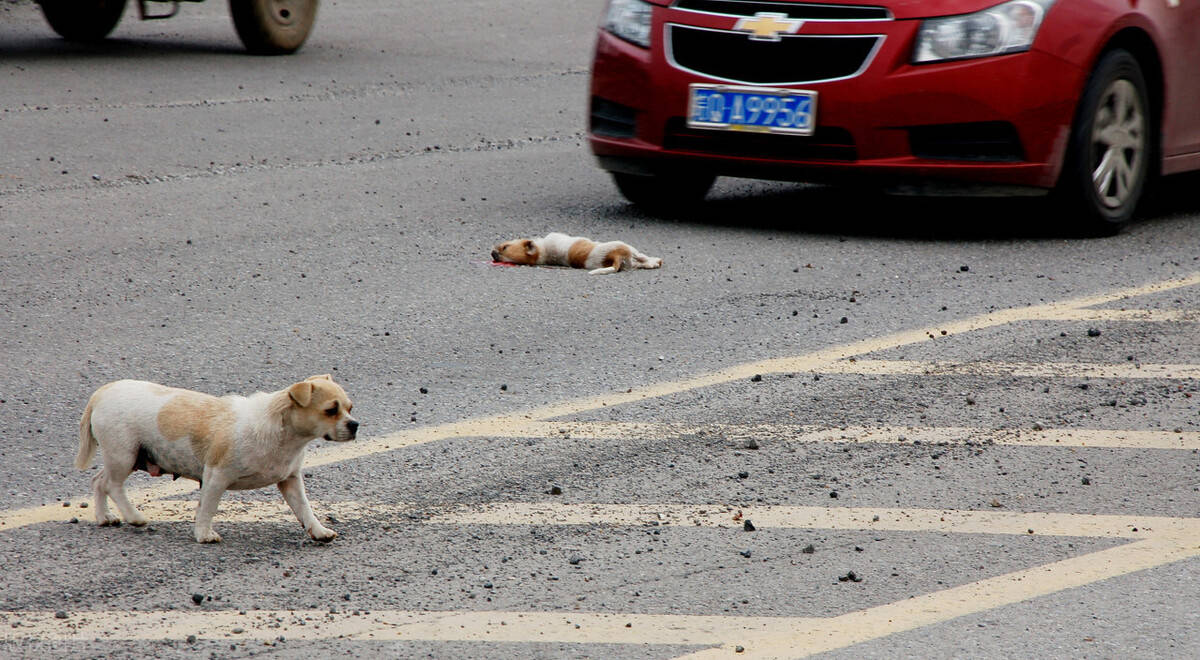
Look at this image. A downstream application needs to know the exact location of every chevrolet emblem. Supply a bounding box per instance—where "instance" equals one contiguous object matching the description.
[733,12,804,42]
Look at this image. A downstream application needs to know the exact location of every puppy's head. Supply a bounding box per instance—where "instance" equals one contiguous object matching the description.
[285,375,358,442]
[491,239,539,265]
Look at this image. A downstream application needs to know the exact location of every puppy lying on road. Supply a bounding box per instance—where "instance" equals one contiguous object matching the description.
[492,232,663,274]
[77,375,358,543]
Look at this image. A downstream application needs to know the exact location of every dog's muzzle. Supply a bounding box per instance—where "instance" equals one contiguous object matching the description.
[491,250,500,261]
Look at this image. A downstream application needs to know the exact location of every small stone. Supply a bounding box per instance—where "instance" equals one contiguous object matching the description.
[79,502,88,508]
[187,635,197,644]
[419,387,428,394]
[568,556,583,565]
[191,594,204,605]
[743,520,756,532]
[1087,328,1102,337]
[736,646,745,653]
[745,438,759,450]
[232,627,244,634]
[739,550,752,558]
[1081,477,1091,485]
[54,611,68,619]
[829,490,838,499]
[960,265,969,272]
[838,571,862,582]
[549,485,563,495]
[840,317,848,324]
[750,374,762,382]
[802,544,815,554]
[738,471,749,479]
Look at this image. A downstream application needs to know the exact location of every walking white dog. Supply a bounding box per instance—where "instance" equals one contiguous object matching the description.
[76,375,358,543]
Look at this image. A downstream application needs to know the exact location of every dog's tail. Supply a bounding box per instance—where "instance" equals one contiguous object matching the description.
[76,391,100,470]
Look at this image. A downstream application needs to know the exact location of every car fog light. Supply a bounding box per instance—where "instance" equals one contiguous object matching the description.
[914,0,1055,63]
[603,0,653,49]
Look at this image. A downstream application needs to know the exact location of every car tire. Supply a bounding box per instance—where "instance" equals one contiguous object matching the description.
[229,0,318,55]
[1053,49,1151,236]
[39,0,126,42]
[612,171,716,212]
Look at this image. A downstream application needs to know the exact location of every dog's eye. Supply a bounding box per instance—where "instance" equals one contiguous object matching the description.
[325,402,339,416]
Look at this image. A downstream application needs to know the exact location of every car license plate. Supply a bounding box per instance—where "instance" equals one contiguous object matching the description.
[687,84,817,136]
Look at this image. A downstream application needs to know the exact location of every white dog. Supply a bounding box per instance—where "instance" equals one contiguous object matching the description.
[491,232,663,274]
[76,375,358,543]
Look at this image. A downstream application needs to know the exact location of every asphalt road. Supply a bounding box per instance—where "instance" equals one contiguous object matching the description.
[1,1,1199,658]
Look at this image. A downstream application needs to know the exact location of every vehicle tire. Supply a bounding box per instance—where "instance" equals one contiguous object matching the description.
[39,0,126,42]
[612,171,716,212]
[229,0,318,55]
[1053,49,1151,236]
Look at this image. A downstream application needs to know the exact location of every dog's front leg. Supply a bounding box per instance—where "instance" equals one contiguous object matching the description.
[278,473,336,542]
[193,466,232,543]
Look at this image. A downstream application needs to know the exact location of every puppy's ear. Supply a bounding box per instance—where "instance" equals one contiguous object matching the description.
[306,374,333,382]
[524,240,536,256]
[288,381,315,407]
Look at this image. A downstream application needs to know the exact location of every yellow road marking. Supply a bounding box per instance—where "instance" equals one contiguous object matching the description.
[5,535,1198,655]
[0,608,802,645]
[1040,308,1200,322]
[816,359,1200,379]
[39,499,1197,541]
[678,535,1200,659]
[482,421,1200,450]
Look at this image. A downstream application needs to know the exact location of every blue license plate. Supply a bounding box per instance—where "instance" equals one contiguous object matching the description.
[687,85,817,136]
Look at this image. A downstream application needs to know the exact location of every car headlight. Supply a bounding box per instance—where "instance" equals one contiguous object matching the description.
[603,0,653,49]
[913,0,1055,64]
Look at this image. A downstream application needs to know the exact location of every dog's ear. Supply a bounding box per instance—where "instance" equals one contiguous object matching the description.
[306,374,333,382]
[524,240,536,256]
[288,381,315,407]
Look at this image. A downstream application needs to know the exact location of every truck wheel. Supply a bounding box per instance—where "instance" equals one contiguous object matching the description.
[229,0,317,55]
[40,0,126,42]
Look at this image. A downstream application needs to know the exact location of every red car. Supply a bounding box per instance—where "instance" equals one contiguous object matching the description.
[588,0,1200,233]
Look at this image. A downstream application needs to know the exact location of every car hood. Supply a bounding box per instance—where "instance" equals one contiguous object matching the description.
[646,0,1016,19]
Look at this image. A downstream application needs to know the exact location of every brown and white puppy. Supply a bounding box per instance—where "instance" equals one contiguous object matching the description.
[76,375,358,543]
[491,232,663,275]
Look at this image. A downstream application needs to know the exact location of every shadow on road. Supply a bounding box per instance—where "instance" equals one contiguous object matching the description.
[596,172,1200,241]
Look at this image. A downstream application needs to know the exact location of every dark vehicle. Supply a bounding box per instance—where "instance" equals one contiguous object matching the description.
[37,0,318,54]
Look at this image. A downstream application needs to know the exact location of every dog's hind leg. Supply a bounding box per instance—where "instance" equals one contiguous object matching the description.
[90,471,120,526]
[98,455,149,527]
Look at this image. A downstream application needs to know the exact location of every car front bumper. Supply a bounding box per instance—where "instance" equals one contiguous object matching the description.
[588,13,1088,191]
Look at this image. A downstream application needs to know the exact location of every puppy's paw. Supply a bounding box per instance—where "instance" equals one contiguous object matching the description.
[98,514,121,527]
[194,529,222,544]
[308,525,337,542]
[646,257,663,269]
[127,515,149,527]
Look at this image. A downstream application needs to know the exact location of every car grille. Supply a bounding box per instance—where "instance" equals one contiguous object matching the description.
[668,25,881,84]
[663,118,857,161]
[673,0,890,21]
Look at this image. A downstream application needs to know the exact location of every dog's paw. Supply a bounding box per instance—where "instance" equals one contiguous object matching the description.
[308,525,337,542]
[194,529,222,544]
[127,515,149,527]
[98,514,121,527]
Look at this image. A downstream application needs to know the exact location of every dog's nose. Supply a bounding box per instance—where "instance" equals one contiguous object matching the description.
[491,250,500,261]
[347,420,359,436]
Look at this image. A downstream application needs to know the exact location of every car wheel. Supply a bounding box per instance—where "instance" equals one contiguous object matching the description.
[1054,49,1151,235]
[229,0,318,55]
[611,171,716,211]
[40,0,126,42]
